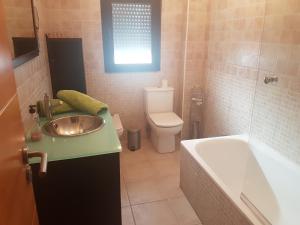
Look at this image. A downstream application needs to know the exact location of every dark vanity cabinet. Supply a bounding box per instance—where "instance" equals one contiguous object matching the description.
[31,153,121,225]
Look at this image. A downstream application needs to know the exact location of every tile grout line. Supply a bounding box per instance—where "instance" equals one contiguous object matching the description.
[129,205,137,225]
[121,176,136,225]
[128,193,186,208]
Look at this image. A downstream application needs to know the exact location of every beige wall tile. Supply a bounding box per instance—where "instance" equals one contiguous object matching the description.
[250,0,300,164]
[12,0,52,131]
[202,0,300,164]
[44,0,188,135]
[203,0,264,137]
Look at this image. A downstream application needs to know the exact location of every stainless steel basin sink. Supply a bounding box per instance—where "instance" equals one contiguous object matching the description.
[43,115,105,137]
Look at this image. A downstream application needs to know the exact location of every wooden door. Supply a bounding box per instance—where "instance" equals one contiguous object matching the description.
[0,1,39,225]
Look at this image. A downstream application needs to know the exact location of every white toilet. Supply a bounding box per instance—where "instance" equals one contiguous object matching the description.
[144,87,184,153]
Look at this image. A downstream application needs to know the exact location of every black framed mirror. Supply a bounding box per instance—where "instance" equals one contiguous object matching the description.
[3,0,39,68]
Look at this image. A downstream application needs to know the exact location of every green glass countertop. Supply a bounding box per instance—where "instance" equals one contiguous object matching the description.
[26,110,122,164]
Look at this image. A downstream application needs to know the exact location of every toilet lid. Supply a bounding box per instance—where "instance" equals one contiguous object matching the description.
[149,112,183,128]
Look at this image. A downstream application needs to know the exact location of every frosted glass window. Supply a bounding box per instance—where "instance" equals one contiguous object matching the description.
[112,2,152,64]
[101,0,161,73]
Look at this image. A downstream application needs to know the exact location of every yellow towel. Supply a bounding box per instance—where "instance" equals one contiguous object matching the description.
[57,90,108,115]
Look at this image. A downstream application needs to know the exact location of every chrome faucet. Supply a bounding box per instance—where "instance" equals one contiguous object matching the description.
[44,94,63,120]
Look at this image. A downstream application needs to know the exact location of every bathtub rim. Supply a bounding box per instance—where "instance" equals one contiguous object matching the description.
[181,135,262,225]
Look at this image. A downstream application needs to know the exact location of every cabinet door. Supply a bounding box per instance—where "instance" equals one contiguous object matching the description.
[0,1,39,225]
[32,154,121,225]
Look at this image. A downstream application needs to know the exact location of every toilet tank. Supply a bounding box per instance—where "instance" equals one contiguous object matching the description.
[144,87,174,113]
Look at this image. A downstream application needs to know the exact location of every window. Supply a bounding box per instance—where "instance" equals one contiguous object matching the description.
[101,0,161,73]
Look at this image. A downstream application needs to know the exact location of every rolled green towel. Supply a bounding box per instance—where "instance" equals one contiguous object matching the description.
[57,90,108,115]
[37,99,74,117]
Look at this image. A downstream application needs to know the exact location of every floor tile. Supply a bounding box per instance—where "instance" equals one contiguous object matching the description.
[150,157,180,178]
[121,176,130,207]
[123,161,155,183]
[122,206,135,225]
[145,147,177,162]
[121,148,149,166]
[167,197,201,225]
[156,175,184,200]
[132,200,178,225]
[126,178,162,205]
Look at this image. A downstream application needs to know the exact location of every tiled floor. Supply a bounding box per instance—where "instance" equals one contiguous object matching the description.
[120,138,202,225]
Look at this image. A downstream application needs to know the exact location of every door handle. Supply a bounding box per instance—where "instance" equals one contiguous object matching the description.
[22,147,48,177]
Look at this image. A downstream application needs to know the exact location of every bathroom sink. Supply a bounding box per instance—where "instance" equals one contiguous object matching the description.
[43,115,105,137]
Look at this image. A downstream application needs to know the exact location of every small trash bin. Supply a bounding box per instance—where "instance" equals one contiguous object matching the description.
[127,128,141,151]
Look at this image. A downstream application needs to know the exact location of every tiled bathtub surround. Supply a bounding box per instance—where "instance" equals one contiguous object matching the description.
[250,0,300,164]
[201,0,300,164]
[12,0,52,130]
[203,0,265,137]
[44,0,188,134]
[180,148,252,225]
[204,63,257,136]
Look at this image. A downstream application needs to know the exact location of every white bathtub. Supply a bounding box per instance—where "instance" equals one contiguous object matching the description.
[180,135,300,225]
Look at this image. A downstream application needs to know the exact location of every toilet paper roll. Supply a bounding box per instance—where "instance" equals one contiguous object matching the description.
[161,79,168,88]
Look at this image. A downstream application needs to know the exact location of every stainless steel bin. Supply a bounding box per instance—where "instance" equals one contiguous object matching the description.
[127,128,141,151]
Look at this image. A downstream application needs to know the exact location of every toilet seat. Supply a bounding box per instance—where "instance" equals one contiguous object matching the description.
[148,112,183,128]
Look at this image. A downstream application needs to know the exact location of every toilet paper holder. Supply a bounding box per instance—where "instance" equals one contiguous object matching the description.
[264,76,278,84]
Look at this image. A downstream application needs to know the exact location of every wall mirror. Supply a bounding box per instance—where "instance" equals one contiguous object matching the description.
[3,0,39,68]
